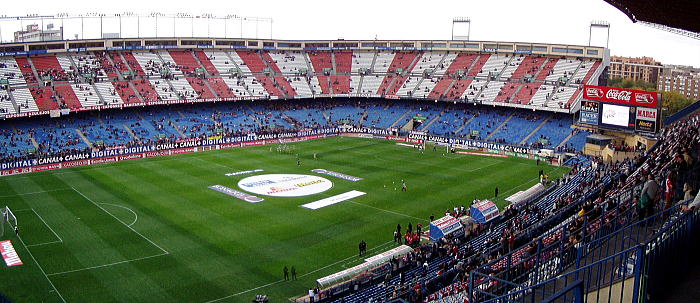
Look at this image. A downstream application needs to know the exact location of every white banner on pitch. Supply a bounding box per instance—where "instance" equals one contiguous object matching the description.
[301,190,366,210]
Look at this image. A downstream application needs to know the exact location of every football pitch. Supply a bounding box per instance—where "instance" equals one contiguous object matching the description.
[0,136,568,302]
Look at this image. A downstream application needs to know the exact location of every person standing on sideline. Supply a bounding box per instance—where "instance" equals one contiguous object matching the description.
[495,187,499,198]
[291,266,297,280]
[639,175,659,223]
[358,241,363,256]
[397,223,401,234]
[297,158,301,166]
[283,266,289,281]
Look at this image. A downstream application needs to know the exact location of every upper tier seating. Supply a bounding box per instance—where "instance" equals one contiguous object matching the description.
[0,50,603,117]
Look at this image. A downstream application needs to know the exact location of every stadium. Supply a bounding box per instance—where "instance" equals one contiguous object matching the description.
[0,1,699,303]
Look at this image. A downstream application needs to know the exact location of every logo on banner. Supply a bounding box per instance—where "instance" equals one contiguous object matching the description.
[583,85,658,108]
[635,119,657,133]
[238,174,333,197]
[225,169,264,176]
[209,185,264,203]
[581,101,599,113]
[635,93,655,104]
[0,240,23,267]
[312,169,363,182]
[605,89,632,101]
[636,108,657,121]
[586,87,604,98]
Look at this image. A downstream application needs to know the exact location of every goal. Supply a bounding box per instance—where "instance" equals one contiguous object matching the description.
[1,206,18,237]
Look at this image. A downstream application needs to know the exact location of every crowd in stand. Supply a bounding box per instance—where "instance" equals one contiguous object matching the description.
[0,100,594,165]
[306,113,699,303]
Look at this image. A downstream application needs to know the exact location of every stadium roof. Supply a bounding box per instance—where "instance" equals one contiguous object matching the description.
[604,0,700,33]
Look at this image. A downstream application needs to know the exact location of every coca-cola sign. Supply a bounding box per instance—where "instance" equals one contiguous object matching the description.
[583,85,658,108]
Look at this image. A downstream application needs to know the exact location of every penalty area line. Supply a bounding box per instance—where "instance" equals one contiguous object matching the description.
[99,203,139,227]
[46,252,168,276]
[70,186,169,255]
[14,235,67,302]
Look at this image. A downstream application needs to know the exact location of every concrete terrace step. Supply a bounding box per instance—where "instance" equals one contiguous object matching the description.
[484,113,514,140]
[520,118,549,145]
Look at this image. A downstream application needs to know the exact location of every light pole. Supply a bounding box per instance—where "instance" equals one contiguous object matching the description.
[100,14,105,39]
[452,17,471,41]
[589,21,610,48]
[116,13,122,38]
[202,13,213,37]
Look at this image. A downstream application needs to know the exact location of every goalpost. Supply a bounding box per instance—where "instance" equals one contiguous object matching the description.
[1,206,18,237]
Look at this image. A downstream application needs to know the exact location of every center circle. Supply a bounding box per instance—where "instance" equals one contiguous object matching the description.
[237,174,333,197]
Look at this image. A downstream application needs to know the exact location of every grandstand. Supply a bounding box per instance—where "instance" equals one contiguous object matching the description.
[0,27,698,303]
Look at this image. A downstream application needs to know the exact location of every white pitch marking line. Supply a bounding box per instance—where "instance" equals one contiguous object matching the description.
[70,186,168,255]
[188,156,236,170]
[346,200,428,222]
[47,252,168,276]
[14,235,67,302]
[0,188,72,198]
[26,240,63,247]
[10,208,33,212]
[32,208,63,243]
[99,203,139,227]
[205,240,396,303]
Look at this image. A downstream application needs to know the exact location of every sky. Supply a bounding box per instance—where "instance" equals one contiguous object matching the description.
[2,0,699,67]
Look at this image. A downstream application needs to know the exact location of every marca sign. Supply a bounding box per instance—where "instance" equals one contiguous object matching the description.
[0,240,23,267]
[583,85,659,108]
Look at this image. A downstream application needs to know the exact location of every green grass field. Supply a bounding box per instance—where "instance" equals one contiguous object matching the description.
[0,137,567,302]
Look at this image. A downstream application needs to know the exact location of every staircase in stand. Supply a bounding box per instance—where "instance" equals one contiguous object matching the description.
[235,50,286,97]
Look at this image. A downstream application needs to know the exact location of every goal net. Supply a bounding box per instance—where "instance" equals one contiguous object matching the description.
[1,206,18,237]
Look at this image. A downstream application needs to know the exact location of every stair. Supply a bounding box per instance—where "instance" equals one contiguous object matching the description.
[369,51,379,72]
[75,129,93,148]
[245,104,264,128]
[520,118,549,145]
[477,55,515,101]
[189,50,221,99]
[321,111,331,124]
[421,107,448,130]
[257,52,292,98]
[359,110,369,126]
[454,115,477,134]
[557,130,576,148]
[169,120,187,138]
[223,51,255,96]
[26,57,42,83]
[105,52,145,103]
[302,54,317,95]
[409,78,425,97]
[7,89,20,113]
[154,52,179,93]
[91,83,107,105]
[29,135,40,150]
[389,109,412,128]
[485,114,514,140]
[566,61,584,86]
[122,124,140,142]
[441,79,458,98]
